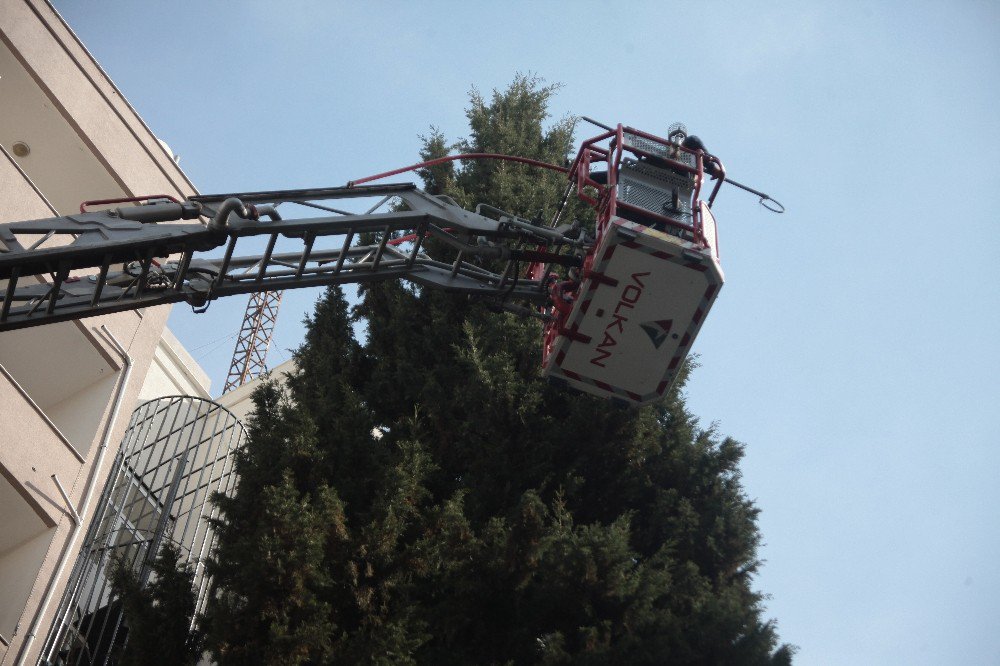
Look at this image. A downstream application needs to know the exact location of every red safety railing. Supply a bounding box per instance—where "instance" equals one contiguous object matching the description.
[568,124,726,254]
[535,124,727,366]
[345,127,725,350]
[346,128,724,268]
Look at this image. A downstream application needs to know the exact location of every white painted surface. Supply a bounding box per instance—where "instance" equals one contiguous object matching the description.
[138,328,212,401]
[544,221,723,405]
[217,359,296,423]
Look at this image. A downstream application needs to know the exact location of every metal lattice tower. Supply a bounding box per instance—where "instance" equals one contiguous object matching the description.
[223,290,283,392]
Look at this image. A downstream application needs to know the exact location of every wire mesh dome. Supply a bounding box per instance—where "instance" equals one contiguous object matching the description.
[41,397,245,666]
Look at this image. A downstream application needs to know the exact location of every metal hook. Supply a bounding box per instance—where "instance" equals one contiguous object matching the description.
[760,196,785,214]
[723,176,785,215]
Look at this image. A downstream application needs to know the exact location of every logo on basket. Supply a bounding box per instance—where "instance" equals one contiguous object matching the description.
[640,320,673,349]
[589,271,651,368]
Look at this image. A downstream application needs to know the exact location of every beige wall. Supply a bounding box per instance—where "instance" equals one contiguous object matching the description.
[216,359,296,423]
[0,1,202,662]
[139,328,212,401]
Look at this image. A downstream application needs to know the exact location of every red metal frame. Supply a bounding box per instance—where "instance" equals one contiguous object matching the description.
[535,124,727,369]
[348,127,727,363]
[347,131,725,268]
[527,123,727,286]
[568,124,727,245]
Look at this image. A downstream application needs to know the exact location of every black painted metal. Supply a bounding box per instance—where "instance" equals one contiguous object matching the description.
[0,185,585,332]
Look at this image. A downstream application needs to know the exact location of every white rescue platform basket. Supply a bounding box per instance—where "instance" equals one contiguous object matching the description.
[542,204,723,407]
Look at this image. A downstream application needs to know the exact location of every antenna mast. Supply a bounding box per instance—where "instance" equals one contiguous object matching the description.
[222,290,283,392]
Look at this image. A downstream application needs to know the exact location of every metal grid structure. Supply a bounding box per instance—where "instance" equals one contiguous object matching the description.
[0,184,585,333]
[617,158,695,224]
[223,289,283,392]
[40,397,245,666]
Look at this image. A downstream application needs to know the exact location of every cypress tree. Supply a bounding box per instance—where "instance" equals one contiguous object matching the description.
[110,543,202,666]
[204,74,793,664]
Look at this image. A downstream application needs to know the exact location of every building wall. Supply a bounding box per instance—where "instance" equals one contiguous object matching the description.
[0,2,204,662]
[215,359,296,424]
[138,328,212,402]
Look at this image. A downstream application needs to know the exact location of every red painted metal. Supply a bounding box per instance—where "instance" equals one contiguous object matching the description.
[243,127,725,399]
[387,231,427,247]
[530,123,728,379]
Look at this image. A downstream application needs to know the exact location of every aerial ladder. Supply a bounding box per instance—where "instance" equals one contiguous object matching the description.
[0,122,781,406]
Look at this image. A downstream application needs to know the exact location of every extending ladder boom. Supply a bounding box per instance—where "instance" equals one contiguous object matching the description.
[0,184,583,332]
[1,121,770,405]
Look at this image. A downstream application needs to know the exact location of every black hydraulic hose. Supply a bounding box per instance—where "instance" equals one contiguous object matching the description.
[209,197,248,233]
[247,203,282,221]
[113,202,201,223]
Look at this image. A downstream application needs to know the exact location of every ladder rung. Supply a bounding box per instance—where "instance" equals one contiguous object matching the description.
[295,233,316,278]
[91,255,111,305]
[334,229,355,274]
[2,267,19,322]
[371,226,390,271]
[213,238,238,292]
[173,251,192,292]
[134,249,155,298]
[257,234,278,281]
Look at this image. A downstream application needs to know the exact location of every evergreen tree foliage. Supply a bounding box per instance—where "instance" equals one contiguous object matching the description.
[204,74,793,665]
[110,543,202,666]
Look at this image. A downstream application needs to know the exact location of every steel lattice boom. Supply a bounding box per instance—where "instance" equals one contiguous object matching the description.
[0,183,583,333]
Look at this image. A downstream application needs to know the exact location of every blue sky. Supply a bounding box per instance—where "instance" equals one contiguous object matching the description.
[56,2,999,662]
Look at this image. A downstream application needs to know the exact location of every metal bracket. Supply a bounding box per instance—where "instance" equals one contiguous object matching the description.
[51,474,81,525]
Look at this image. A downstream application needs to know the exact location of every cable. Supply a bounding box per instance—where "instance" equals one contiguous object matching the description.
[188,330,241,353]
[194,333,240,360]
[349,153,569,188]
[502,258,520,304]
